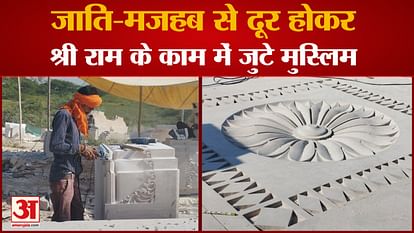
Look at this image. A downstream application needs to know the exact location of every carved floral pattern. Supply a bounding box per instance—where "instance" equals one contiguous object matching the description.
[222,101,399,162]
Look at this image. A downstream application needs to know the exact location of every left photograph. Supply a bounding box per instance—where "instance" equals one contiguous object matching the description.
[2,77,199,231]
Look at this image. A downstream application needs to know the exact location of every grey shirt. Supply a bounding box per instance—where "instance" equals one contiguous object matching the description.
[49,109,83,182]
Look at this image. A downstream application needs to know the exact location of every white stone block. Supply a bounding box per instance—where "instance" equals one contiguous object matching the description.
[111,143,175,159]
[5,122,26,138]
[165,138,198,195]
[94,143,179,220]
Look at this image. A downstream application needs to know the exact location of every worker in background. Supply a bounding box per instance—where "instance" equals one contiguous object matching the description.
[48,85,102,221]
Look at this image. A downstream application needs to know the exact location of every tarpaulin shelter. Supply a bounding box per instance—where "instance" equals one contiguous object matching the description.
[79,77,198,136]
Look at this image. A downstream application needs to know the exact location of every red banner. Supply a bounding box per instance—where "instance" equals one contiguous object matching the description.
[1,0,413,76]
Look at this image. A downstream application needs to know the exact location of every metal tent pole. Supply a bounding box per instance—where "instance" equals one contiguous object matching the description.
[17,77,23,144]
[47,77,51,131]
[181,109,185,122]
[137,86,143,137]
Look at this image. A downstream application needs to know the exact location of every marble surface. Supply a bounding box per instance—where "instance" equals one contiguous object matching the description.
[165,138,199,195]
[95,143,179,220]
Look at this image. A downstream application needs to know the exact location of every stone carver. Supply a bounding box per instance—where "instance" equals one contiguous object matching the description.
[49,85,102,221]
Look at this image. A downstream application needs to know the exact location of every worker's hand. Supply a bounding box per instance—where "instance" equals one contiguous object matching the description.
[80,144,98,160]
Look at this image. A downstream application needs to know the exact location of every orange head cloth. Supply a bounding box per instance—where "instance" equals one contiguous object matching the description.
[62,92,102,137]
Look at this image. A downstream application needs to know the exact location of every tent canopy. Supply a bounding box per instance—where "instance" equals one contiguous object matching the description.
[80,77,198,110]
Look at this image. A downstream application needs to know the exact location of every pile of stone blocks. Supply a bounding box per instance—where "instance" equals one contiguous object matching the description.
[4,122,26,138]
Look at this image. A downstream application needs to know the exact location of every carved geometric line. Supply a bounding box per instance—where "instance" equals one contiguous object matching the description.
[244,201,305,230]
[376,164,409,182]
[202,167,241,184]
[392,156,412,170]
[313,183,353,205]
[391,156,412,178]
[359,154,411,187]
[357,169,394,187]
[337,157,411,196]
[203,81,324,107]
[202,161,303,229]
[323,80,412,115]
[231,193,274,211]
[218,181,256,198]
[313,179,369,206]
[297,154,410,226]
[354,156,412,188]
[336,175,372,195]
[289,191,329,216]
[203,145,411,229]
[202,144,232,172]
[287,154,412,223]
[206,170,274,210]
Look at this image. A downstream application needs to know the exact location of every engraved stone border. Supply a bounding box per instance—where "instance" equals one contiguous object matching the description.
[202,144,412,230]
[321,79,412,115]
[202,78,412,117]
[202,144,232,172]
[202,81,324,107]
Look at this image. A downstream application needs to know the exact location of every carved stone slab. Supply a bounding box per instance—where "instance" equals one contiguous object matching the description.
[95,143,179,220]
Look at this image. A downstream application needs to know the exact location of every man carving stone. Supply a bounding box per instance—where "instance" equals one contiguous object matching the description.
[49,85,102,221]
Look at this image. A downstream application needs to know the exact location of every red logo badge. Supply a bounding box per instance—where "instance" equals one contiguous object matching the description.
[11,196,40,223]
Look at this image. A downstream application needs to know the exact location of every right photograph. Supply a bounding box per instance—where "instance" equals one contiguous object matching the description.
[201,77,412,230]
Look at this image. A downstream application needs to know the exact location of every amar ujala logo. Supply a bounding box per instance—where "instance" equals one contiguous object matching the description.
[11,196,40,227]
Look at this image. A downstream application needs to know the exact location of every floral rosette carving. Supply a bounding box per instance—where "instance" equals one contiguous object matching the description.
[222,101,399,162]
